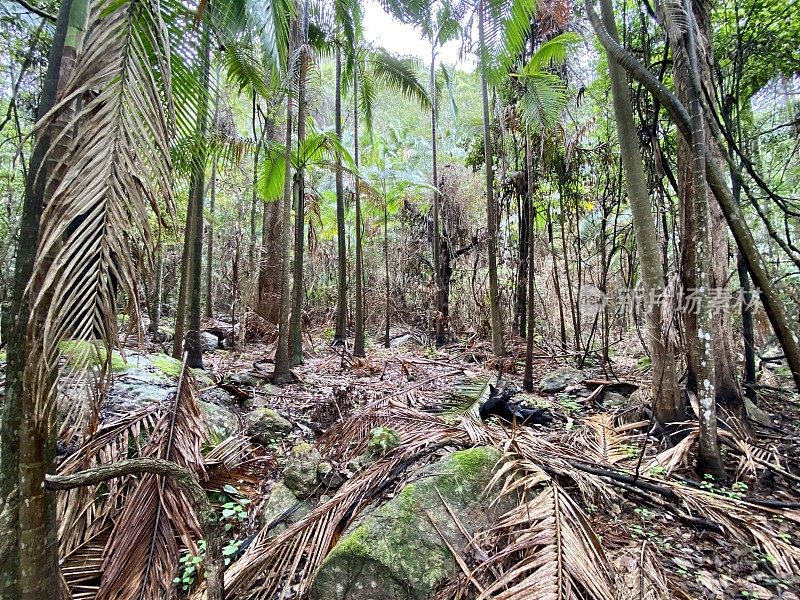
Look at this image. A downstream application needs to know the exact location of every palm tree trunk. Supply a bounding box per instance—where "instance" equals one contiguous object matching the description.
[478,0,504,358]
[384,179,390,348]
[523,133,536,391]
[353,58,366,357]
[333,48,348,345]
[1,0,85,594]
[273,21,297,383]
[184,23,212,370]
[289,46,308,366]
[204,80,220,320]
[172,222,190,358]
[430,49,445,346]
[597,0,682,424]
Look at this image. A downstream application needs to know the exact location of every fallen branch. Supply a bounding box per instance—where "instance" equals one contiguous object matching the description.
[46,458,224,600]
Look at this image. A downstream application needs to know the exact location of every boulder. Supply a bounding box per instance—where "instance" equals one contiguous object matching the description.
[200,332,219,352]
[248,407,293,446]
[198,400,239,444]
[310,447,510,600]
[317,461,345,489]
[283,443,322,498]
[539,366,586,394]
[260,481,313,536]
[602,392,629,408]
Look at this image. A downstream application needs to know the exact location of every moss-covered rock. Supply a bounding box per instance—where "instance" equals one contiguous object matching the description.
[198,400,239,444]
[149,353,183,378]
[248,407,293,446]
[310,446,509,600]
[283,443,322,498]
[260,481,313,536]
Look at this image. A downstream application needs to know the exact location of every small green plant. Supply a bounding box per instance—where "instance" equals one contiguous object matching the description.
[557,393,580,414]
[699,473,716,491]
[218,484,251,532]
[647,465,667,478]
[367,426,401,456]
[174,539,206,591]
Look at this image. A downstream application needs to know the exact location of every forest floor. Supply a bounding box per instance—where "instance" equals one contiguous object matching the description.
[194,326,800,600]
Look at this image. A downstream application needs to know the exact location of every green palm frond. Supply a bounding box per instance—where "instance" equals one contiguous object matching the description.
[368,49,430,109]
[479,0,537,82]
[524,31,582,73]
[247,0,294,71]
[520,71,568,132]
[222,40,272,99]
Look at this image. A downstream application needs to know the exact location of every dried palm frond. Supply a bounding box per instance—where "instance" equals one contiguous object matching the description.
[574,414,632,465]
[57,404,162,564]
[205,423,471,599]
[643,429,699,476]
[441,483,616,600]
[613,542,671,600]
[655,0,689,44]
[670,483,800,576]
[24,0,173,446]
[94,363,206,600]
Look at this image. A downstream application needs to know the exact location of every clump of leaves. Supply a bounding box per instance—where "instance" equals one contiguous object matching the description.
[367,426,401,457]
[218,484,251,532]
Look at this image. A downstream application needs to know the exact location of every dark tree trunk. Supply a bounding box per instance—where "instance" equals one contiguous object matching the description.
[333,48,348,345]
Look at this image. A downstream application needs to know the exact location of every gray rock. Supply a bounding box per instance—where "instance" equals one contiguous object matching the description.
[539,366,586,394]
[198,400,239,444]
[200,332,219,352]
[744,398,774,427]
[260,481,313,536]
[310,447,511,600]
[229,371,274,390]
[317,461,345,489]
[283,443,322,498]
[602,392,629,408]
[248,407,293,446]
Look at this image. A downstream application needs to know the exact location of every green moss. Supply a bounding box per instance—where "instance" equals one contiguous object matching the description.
[59,340,128,373]
[330,524,372,558]
[149,353,183,378]
[451,447,497,476]
[0,351,6,363]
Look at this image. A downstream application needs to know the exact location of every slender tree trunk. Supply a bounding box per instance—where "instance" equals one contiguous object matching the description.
[1,0,83,594]
[523,133,536,391]
[184,24,212,370]
[172,222,191,358]
[679,0,723,477]
[547,202,567,350]
[289,31,308,367]
[431,49,446,346]
[478,0,504,357]
[273,21,297,383]
[204,82,220,320]
[333,48,347,345]
[148,232,163,336]
[353,58,365,358]
[597,0,682,424]
[384,182,390,348]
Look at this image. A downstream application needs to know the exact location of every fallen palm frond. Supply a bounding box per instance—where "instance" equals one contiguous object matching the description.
[96,363,206,599]
[612,542,672,600]
[57,362,209,599]
[573,413,633,465]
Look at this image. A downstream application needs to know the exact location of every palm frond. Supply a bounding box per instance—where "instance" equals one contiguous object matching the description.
[26,0,173,434]
[96,363,207,599]
[524,31,582,73]
[520,71,568,132]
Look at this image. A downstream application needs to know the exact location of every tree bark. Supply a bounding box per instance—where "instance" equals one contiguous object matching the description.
[584,0,800,394]
[597,0,683,424]
[183,24,212,370]
[273,20,297,383]
[289,25,308,367]
[478,0,505,358]
[1,0,84,595]
[333,47,348,345]
[353,58,365,358]
[204,80,220,320]
[523,133,536,391]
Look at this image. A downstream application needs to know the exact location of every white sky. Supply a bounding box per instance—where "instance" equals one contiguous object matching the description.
[362,0,470,69]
